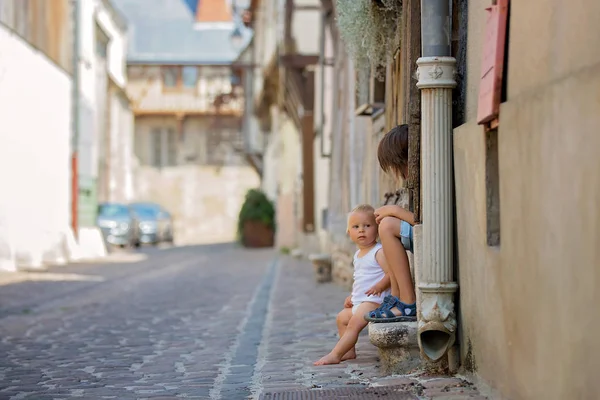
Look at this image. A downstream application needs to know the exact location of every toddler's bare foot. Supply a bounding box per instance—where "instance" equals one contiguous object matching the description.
[341,349,356,361]
[313,352,342,366]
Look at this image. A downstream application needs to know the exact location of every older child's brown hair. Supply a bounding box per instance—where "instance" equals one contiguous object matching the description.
[377,124,409,180]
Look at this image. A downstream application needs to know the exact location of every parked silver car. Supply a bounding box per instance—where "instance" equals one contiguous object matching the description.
[129,202,174,245]
[97,203,141,248]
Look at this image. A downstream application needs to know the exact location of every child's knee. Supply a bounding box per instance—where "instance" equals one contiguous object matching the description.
[378,216,399,236]
[346,316,367,333]
[337,309,350,323]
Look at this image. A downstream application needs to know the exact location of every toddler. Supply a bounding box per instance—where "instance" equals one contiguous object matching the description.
[314,204,390,365]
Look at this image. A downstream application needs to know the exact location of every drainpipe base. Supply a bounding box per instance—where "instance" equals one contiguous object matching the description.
[417,282,458,362]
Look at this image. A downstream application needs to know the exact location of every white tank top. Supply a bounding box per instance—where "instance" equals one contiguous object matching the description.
[351,243,390,305]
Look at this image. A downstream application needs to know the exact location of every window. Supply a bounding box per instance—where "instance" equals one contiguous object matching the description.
[167,128,178,166]
[182,66,198,88]
[162,67,179,88]
[150,127,179,168]
[151,128,163,167]
[372,66,386,105]
[355,65,386,115]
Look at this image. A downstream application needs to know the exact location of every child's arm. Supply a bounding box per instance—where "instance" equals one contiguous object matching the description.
[374,204,415,225]
[365,249,392,296]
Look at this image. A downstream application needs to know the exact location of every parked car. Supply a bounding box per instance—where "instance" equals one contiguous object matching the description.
[129,202,174,245]
[96,203,141,248]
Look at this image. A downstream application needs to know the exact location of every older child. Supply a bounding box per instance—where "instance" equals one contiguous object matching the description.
[314,204,391,366]
[365,124,417,322]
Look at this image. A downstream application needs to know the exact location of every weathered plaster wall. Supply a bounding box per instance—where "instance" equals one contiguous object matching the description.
[454,0,600,398]
[134,164,260,245]
[274,115,302,249]
[0,25,71,269]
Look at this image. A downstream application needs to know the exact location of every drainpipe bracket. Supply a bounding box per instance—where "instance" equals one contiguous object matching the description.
[416,56,457,89]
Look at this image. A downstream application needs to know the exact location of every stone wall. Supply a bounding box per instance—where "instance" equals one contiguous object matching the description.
[331,237,355,291]
[134,165,260,245]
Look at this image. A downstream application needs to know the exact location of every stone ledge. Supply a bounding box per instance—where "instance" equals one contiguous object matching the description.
[368,321,420,375]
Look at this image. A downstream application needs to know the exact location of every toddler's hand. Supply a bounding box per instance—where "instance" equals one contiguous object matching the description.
[344,296,353,308]
[365,285,383,297]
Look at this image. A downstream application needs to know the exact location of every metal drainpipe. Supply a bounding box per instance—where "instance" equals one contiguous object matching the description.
[416,0,458,363]
[71,0,81,239]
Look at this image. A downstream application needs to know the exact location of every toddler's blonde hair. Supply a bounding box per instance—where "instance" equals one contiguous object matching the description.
[346,204,376,231]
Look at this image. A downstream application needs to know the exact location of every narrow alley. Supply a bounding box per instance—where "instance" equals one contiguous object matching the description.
[0,245,484,399]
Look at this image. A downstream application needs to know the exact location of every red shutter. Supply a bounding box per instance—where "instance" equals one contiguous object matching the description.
[477,0,509,128]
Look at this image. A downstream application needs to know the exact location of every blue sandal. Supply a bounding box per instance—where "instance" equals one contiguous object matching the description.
[376,295,396,310]
[364,296,417,323]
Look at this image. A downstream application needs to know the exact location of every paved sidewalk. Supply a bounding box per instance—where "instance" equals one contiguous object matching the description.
[0,245,487,399]
[255,256,487,399]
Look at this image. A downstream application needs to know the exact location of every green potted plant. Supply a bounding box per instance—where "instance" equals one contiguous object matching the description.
[237,189,276,248]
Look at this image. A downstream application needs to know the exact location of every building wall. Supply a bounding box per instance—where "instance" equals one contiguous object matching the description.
[0,24,72,269]
[127,65,242,115]
[79,0,131,221]
[134,117,256,244]
[312,20,335,253]
[327,44,354,288]
[0,0,73,73]
[107,87,135,202]
[261,106,281,202]
[97,0,133,204]
[274,115,302,249]
[453,1,600,398]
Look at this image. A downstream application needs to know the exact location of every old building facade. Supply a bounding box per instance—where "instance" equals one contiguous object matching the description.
[113,0,259,245]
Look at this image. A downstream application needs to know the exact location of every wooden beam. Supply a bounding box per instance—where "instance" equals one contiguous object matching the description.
[320,0,333,12]
[294,5,321,10]
[133,110,243,117]
[285,0,294,45]
[301,92,316,232]
[405,0,422,223]
[279,54,320,68]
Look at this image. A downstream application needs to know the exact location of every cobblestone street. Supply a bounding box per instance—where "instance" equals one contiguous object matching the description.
[0,244,486,399]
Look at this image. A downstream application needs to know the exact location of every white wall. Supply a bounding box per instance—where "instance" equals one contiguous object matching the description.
[108,89,135,202]
[79,0,102,182]
[312,21,335,252]
[0,25,72,269]
[96,4,127,87]
[80,0,133,204]
[291,0,320,55]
